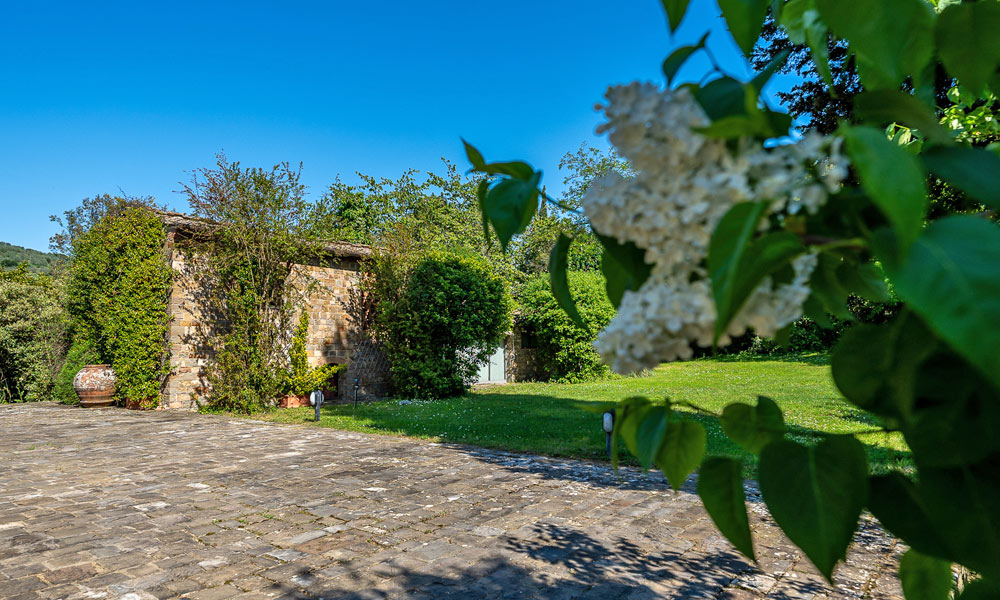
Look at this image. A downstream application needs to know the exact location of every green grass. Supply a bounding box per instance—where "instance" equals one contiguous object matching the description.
[247,353,911,477]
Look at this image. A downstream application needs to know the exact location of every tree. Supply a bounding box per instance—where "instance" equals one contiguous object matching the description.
[182,155,335,413]
[466,0,1000,593]
[376,252,511,399]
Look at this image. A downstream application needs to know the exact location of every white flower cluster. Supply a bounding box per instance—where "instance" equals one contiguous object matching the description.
[584,82,848,373]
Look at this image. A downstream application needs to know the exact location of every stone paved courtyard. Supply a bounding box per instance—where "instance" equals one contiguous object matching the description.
[1,403,903,599]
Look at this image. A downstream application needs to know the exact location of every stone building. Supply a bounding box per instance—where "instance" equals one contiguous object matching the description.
[155,210,538,410]
[158,211,391,410]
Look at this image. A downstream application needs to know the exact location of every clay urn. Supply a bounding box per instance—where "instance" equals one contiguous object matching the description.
[73,365,116,408]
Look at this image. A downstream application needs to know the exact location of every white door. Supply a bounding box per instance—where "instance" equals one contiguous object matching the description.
[476,346,506,384]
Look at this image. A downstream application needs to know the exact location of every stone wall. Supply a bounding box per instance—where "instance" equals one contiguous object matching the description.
[505,325,540,382]
[160,226,390,410]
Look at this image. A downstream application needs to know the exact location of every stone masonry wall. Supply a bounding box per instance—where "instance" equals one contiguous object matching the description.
[505,326,539,383]
[161,231,390,410]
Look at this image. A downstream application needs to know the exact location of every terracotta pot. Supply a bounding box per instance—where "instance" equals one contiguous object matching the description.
[280,394,310,408]
[73,365,116,408]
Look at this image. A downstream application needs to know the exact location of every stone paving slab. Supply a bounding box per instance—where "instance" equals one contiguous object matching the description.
[0,403,903,599]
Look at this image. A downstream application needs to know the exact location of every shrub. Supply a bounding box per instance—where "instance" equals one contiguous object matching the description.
[517,271,615,382]
[52,335,98,404]
[0,268,68,402]
[67,206,172,407]
[281,311,345,396]
[378,252,512,399]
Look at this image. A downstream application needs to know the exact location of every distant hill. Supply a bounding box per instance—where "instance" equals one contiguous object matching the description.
[0,242,64,273]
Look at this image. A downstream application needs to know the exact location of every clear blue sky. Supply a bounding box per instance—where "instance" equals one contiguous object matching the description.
[0,1,794,252]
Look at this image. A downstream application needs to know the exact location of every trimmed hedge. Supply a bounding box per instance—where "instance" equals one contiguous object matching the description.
[517,271,616,383]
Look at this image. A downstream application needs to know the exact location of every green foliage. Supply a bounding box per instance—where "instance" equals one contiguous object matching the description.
[52,335,97,405]
[377,252,511,399]
[517,271,615,383]
[282,311,345,396]
[696,457,755,560]
[899,549,952,600]
[0,271,68,402]
[67,206,171,407]
[0,243,62,274]
[469,0,1000,588]
[183,156,335,413]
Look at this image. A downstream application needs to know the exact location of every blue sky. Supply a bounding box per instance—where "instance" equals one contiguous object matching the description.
[0,1,794,252]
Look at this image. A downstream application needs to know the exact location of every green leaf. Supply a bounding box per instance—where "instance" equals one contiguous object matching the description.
[831,313,938,420]
[709,203,803,341]
[656,420,706,491]
[922,146,1000,211]
[662,32,709,86]
[854,91,953,145]
[661,0,691,32]
[720,396,785,454]
[635,406,669,470]
[836,261,889,303]
[957,579,1000,600]
[884,216,1000,392]
[614,397,651,471]
[475,179,490,242]
[463,141,536,180]
[463,139,486,170]
[548,233,587,330]
[697,457,755,560]
[781,0,832,88]
[718,0,769,56]
[483,173,540,250]
[815,0,934,90]
[808,253,853,321]
[841,125,928,250]
[694,77,747,121]
[758,436,868,581]
[918,463,1000,579]
[899,549,952,600]
[594,231,653,308]
[868,472,951,561]
[936,1,1000,95]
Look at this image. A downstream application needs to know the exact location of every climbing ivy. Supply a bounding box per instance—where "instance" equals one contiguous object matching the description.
[67,206,172,408]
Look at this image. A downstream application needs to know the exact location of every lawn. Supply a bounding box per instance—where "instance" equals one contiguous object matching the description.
[252,353,911,477]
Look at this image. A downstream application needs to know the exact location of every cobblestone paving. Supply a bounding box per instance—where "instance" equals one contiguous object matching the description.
[1,403,903,599]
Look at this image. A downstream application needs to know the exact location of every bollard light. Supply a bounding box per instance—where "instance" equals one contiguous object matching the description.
[353,378,360,408]
[310,389,324,422]
[602,410,615,458]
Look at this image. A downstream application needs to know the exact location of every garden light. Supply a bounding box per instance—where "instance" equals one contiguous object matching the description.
[602,410,615,458]
[310,388,324,422]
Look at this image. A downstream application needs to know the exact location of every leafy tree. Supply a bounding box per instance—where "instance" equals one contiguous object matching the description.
[50,193,164,256]
[376,252,511,399]
[182,156,335,412]
[0,243,63,274]
[0,267,68,402]
[467,0,1000,593]
[517,271,615,382]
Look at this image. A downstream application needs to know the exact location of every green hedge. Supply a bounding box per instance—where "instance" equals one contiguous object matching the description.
[517,271,616,382]
[67,207,171,407]
[379,252,512,399]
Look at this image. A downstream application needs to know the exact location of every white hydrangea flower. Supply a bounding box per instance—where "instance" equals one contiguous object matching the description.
[585,82,849,373]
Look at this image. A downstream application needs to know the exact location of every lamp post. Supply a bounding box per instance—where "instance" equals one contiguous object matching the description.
[602,409,615,458]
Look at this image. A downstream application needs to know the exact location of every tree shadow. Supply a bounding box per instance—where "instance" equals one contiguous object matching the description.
[238,522,835,599]
[708,352,830,366]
